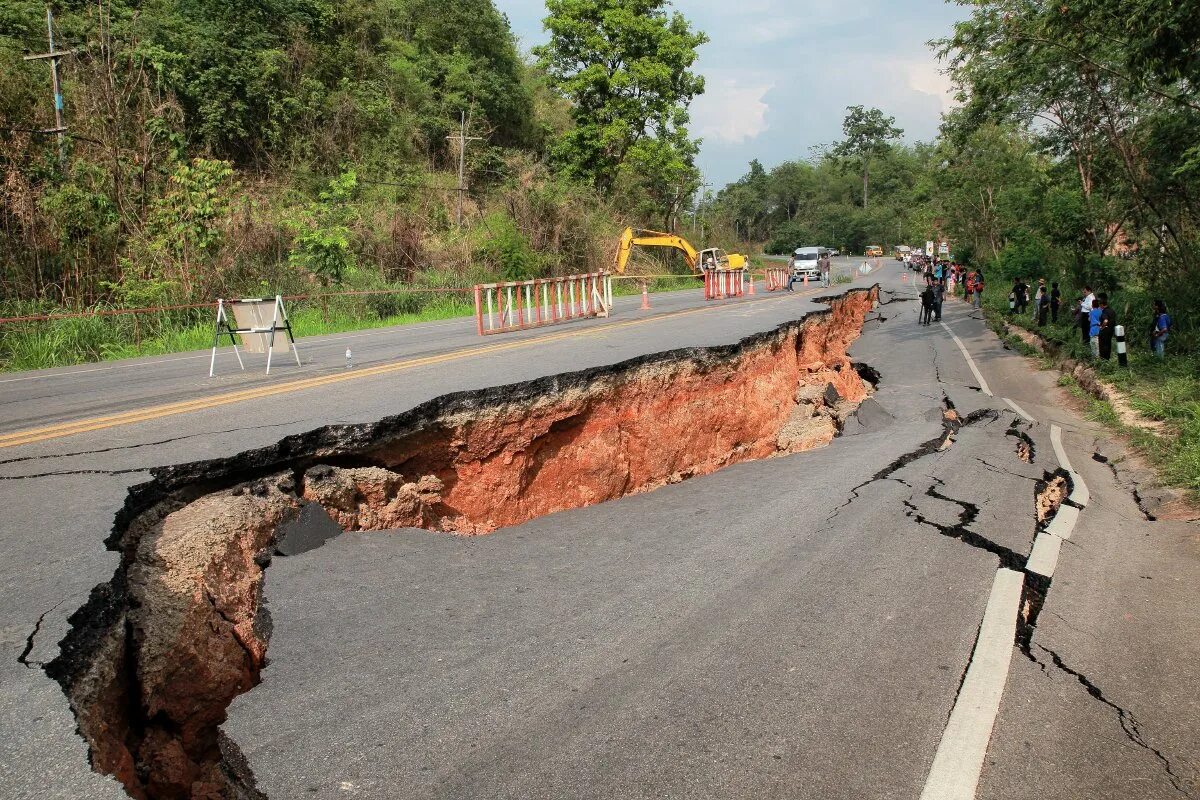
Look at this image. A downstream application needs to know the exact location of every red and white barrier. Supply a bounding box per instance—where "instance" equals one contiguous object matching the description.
[704,269,746,301]
[763,268,789,292]
[474,272,613,336]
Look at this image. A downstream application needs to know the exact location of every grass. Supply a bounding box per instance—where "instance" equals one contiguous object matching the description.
[978,286,1199,499]
[0,273,711,373]
[0,293,477,372]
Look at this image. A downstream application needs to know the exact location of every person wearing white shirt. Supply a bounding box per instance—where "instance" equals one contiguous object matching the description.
[1079,286,1095,345]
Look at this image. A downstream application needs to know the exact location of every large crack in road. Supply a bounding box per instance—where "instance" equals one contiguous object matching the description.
[43,289,881,800]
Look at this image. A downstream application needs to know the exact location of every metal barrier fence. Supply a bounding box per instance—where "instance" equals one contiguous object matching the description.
[703,269,745,301]
[474,272,613,336]
[763,268,789,292]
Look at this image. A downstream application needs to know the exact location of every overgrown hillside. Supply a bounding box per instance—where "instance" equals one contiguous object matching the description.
[0,0,709,365]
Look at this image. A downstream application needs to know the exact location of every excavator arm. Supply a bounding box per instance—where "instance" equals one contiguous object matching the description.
[613,227,701,274]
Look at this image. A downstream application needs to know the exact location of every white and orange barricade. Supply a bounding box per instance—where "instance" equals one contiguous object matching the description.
[763,268,789,292]
[704,269,745,300]
[474,272,613,336]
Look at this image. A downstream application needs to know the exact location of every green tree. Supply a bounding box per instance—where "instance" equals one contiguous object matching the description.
[534,0,708,195]
[831,105,903,209]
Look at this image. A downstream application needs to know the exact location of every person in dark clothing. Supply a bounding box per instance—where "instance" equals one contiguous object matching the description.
[1151,299,1171,357]
[919,285,935,325]
[933,279,946,321]
[1013,279,1029,315]
[1035,279,1049,326]
[1097,293,1117,359]
[1050,282,1061,323]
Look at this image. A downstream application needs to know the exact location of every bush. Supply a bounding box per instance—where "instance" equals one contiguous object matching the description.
[477,221,543,281]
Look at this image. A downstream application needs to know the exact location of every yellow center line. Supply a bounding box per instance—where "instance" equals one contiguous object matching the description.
[0,289,821,449]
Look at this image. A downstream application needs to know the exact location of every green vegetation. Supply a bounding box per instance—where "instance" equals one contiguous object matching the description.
[715,2,1199,498]
[0,0,711,369]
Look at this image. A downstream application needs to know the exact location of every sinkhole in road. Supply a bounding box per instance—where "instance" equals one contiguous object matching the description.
[47,288,877,800]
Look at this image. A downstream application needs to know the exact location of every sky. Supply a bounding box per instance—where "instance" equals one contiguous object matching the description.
[496,0,968,188]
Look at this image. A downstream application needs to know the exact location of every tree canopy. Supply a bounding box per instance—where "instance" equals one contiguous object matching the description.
[534,0,707,206]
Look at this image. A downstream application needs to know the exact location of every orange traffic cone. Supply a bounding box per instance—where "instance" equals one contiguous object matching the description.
[803,274,809,288]
[640,282,651,310]
[747,274,756,295]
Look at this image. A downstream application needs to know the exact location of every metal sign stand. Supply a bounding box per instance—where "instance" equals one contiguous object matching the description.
[209,295,301,377]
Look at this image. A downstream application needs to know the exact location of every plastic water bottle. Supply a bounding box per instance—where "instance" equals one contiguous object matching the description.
[345,348,353,369]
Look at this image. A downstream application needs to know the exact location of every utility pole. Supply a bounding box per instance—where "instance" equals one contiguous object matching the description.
[446,111,482,228]
[691,181,711,235]
[23,6,71,164]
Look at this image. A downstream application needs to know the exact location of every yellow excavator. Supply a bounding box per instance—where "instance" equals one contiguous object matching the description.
[613,227,749,275]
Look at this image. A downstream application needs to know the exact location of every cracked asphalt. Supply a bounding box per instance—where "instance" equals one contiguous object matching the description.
[1,260,1197,799]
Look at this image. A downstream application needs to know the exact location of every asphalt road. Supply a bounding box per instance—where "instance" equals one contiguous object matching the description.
[1,258,1196,799]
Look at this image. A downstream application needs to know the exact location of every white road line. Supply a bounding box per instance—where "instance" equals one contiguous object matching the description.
[1003,398,1035,424]
[940,322,993,396]
[921,399,1093,797]
[1025,506,1081,580]
[1050,424,1091,506]
[919,568,1025,800]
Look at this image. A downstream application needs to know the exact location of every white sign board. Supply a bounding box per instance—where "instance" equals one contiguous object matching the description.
[939,242,950,255]
[925,241,935,257]
[209,295,302,377]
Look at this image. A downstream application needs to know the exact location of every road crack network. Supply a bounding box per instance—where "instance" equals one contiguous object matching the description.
[901,477,1027,573]
[0,422,296,468]
[1026,642,1195,797]
[17,601,62,669]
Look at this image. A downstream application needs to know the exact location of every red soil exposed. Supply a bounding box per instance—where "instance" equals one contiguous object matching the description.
[363,287,875,532]
[59,289,877,800]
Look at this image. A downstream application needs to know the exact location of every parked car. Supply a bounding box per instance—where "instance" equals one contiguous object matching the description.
[791,246,828,279]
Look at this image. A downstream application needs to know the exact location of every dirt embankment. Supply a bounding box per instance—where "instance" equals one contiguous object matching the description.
[49,288,877,800]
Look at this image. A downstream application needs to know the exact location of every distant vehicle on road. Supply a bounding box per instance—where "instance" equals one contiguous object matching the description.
[791,246,828,279]
[827,248,841,257]
[865,245,883,258]
[894,245,912,260]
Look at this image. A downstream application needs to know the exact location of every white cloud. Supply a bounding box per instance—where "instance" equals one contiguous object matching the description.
[900,59,958,113]
[691,78,773,144]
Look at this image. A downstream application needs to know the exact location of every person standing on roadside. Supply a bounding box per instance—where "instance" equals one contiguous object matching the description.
[786,254,796,292]
[1097,293,1116,359]
[920,283,935,326]
[1050,281,1061,323]
[1079,286,1095,345]
[1034,279,1048,326]
[1151,299,1171,357]
[973,267,985,309]
[819,253,831,288]
[933,278,946,322]
[1013,277,1029,316]
[1088,294,1103,358]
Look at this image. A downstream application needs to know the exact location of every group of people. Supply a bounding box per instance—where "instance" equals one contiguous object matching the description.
[1007,278,1062,327]
[785,253,831,291]
[916,260,983,324]
[1074,287,1173,360]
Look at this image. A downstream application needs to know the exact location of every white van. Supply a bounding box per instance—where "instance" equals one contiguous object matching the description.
[791,246,828,279]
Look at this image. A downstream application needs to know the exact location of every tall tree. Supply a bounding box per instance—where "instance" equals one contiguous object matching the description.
[831,105,903,209]
[534,0,707,195]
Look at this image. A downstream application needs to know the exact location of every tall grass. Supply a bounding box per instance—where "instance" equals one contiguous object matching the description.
[0,292,477,372]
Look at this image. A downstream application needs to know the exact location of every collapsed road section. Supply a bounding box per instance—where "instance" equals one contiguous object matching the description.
[47,288,878,800]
